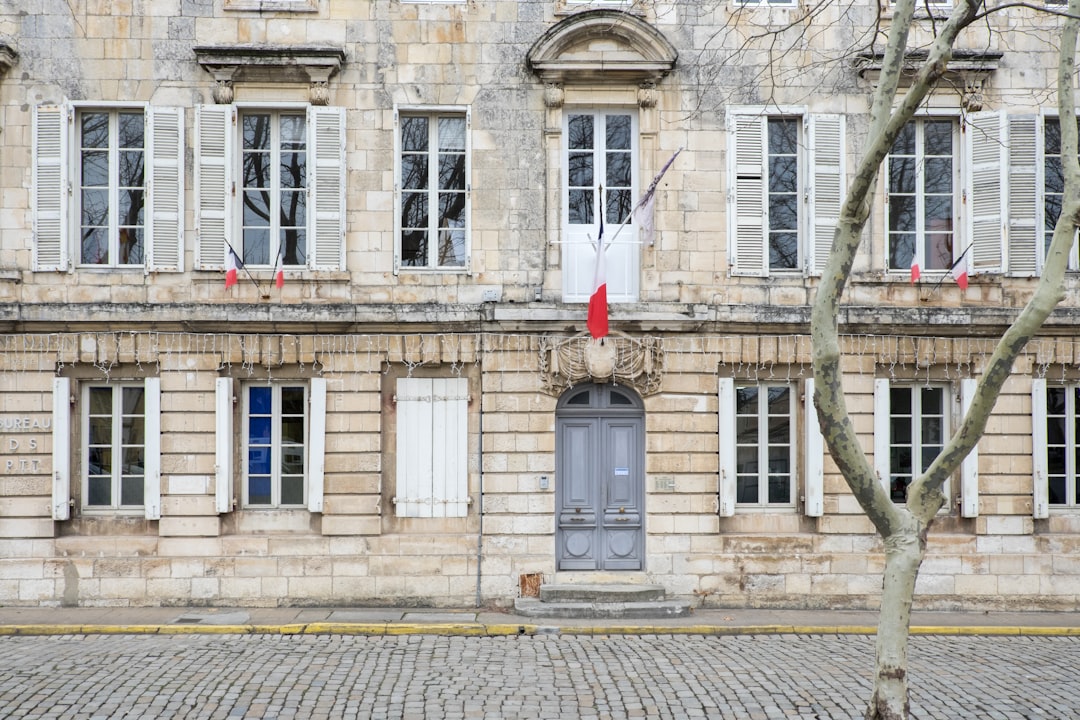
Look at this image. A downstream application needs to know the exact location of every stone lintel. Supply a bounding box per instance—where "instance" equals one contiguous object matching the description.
[193,44,345,86]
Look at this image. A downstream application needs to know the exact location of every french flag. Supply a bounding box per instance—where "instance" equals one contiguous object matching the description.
[587,215,609,339]
[225,247,242,288]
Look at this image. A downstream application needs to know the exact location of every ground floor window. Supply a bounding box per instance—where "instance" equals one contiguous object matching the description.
[83,383,147,509]
[243,383,307,507]
[734,383,795,506]
[884,384,949,503]
[1045,384,1080,507]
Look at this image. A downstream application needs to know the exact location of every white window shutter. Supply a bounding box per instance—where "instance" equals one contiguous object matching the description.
[959,378,979,518]
[146,106,185,272]
[803,379,824,517]
[307,377,327,513]
[308,105,346,271]
[195,104,234,270]
[1031,378,1049,519]
[807,114,844,276]
[1007,115,1040,277]
[52,377,71,520]
[874,379,891,490]
[143,377,162,520]
[727,113,767,277]
[214,377,233,514]
[435,378,469,517]
[965,112,1004,275]
[718,377,737,516]
[33,104,70,272]
[396,377,433,517]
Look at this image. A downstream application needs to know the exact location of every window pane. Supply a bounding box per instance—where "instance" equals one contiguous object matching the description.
[606,188,631,224]
[243,152,272,188]
[248,416,272,445]
[890,123,916,155]
[248,447,271,477]
[280,228,306,266]
[81,151,109,187]
[243,114,271,150]
[768,156,798,194]
[81,112,109,148]
[89,387,112,414]
[120,476,144,506]
[248,475,272,505]
[924,121,953,155]
[402,193,429,230]
[606,152,631,189]
[769,233,798,270]
[80,229,109,265]
[438,153,465,191]
[768,119,799,155]
[438,117,466,152]
[438,225,467,267]
[279,115,306,149]
[568,115,593,150]
[121,447,144,475]
[888,195,917,234]
[242,229,270,266]
[736,447,758,476]
[281,448,305,476]
[249,386,272,414]
[921,387,943,414]
[280,151,306,189]
[119,149,144,188]
[568,153,594,189]
[280,476,304,505]
[401,154,428,190]
[243,191,271,226]
[88,416,113,446]
[281,418,305,445]
[118,112,144,148]
[924,158,952,194]
[736,476,758,503]
[401,116,429,152]
[605,115,631,150]
[88,446,111,476]
[401,230,428,266]
[81,188,109,227]
[767,475,791,504]
[568,189,593,225]
[87,476,112,506]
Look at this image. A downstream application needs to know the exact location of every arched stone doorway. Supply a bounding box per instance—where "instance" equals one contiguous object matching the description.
[555,383,645,571]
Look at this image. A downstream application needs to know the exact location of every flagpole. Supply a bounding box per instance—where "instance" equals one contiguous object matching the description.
[224,240,264,293]
[928,242,973,293]
[602,146,683,251]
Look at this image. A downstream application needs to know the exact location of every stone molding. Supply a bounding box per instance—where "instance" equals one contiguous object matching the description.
[194,44,345,105]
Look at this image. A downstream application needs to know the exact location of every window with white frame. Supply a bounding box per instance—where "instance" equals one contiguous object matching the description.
[195,104,345,273]
[1040,118,1080,270]
[393,377,470,518]
[1039,383,1080,509]
[396,111,470,271]
[887,118,959,276]
[727,109,844,276]
[734,383,795,506]
[78,379,160,516]
[732,0,798,8]
[875,382,950,503]
[33,104,183,272]
[243,383,309,508]
[562,109,639,302]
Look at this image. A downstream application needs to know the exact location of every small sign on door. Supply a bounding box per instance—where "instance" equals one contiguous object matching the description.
[614,467,629,476]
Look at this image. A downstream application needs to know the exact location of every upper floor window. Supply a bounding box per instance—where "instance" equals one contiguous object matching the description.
[240,111,307,268]
[887,118,958,277]
[195,104,345,273]
[733,0,799,7]
[1041,118,1080,270]
[33,104,183,272]
[727,109,844,277]
[562,109,640,303]
[78,110,145,267]
[396,110,470,271]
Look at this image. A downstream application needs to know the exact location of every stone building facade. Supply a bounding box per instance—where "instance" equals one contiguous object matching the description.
[0,0,1077,610]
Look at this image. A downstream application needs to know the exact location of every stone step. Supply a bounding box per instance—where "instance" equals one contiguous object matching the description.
[538,583,668,604]
[513,597,692,619]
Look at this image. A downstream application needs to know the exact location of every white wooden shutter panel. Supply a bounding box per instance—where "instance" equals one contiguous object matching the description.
[195,104,234,270]
[965,112,1004,274]
[147,106,185,272]
[143,377,162,520]
[395,377,432,517]
[1031,378,1049,519]
[309,105,346,271]
[807,114,844,276]
[1007,115,1040,277]
[718,377,737,516]
[215,377,233,514]
[873,379,891,490]
[727,114,767,277]
[307,377,326,513]
[959,378,979,518]
[33,104,70,272]
[435,377,470,518]
[52,377,71,520]
[803,379,824,517]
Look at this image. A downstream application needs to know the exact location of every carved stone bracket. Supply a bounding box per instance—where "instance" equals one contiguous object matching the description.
[638,81,657,109]
[538,332,665,396]
[961,74,984,113]
[544,82,565,109]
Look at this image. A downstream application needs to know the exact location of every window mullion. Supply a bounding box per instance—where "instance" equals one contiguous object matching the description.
[429,118,439,267]
[914,124,926,268]
[757,388,768,504]
[1068,387,1076,503]
[109,113,120,267]
[112,385,123,508]
[271,385,282,507]
[270,115,281,265]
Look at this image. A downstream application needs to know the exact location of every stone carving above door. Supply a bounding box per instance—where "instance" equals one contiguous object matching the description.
[539,333,664,397]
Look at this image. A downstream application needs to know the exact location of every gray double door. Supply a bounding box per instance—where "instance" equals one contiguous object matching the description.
[555,384,645,571]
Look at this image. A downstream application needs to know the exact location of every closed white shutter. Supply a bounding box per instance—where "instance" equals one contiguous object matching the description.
[394,377,470,518]
[143,377,162,520]
[807,114,844,276]
[308,105,346,271]
[725,113,768,278]
[803,379,824,517]
[215,377,233,514]
[147,106,185,272]
[1031,378,1049,519]
[33,104,70,272]
[873,379,891,490]
[52,377,71,520]
[965,112,1004,274]
[1007,115,1040,277]
[195,104,234,270]
[307,377,326,513]
[718,377,737,516]
[959,378,979,517]
[728,114,767,277]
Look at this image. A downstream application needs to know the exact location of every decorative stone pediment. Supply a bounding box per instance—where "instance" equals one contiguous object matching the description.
[194,44,345,104]
[526,10,677,85]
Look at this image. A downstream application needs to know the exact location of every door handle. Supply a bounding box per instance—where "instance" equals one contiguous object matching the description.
[614,517,630,522]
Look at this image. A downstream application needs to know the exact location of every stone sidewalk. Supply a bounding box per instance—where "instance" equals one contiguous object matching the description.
[0,605,1077,636]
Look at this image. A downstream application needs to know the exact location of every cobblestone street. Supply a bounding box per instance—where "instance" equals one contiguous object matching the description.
[1,632,1076,719]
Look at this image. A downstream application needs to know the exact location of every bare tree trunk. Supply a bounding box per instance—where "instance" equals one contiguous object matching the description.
[865,523,926,720]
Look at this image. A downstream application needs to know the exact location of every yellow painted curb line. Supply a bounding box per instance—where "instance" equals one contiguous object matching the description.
[0,623,1077,637]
